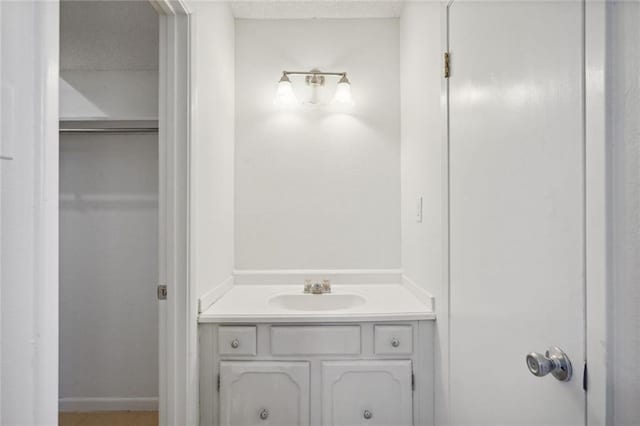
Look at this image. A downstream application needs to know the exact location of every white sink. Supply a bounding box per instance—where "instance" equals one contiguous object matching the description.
[268,293,366,311]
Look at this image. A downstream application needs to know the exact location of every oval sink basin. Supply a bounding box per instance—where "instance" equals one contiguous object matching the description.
[268,293,366,311]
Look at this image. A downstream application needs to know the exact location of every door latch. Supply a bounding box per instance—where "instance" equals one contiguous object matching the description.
[444,52,451,78]
[157,285,167,300]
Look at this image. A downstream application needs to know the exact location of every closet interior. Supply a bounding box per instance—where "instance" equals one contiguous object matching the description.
[59,1,160,420]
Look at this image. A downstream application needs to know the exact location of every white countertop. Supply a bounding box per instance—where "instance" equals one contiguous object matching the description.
[198,284,436,323]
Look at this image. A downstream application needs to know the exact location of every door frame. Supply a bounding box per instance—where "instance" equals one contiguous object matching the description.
[149,1,196,425]
[0,1,194,423]
[0,1,59,424]
[442,1,608,425]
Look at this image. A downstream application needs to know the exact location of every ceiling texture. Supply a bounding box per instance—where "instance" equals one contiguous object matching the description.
[230,0,405,19]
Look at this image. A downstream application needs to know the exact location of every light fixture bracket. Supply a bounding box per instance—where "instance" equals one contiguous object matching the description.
[282,69,347,86]
[305,69,325,86]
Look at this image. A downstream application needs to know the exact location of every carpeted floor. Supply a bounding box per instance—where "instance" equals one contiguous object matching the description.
[59,411,158,426]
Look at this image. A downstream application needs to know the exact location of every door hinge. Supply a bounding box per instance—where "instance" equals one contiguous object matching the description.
[412,373,415,391]
[217,374,221,392]
[444,52,451,78]
[583,362,588,392]
[157,285,167,300]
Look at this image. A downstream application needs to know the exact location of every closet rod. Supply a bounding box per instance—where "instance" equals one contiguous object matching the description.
[59,127,158,134]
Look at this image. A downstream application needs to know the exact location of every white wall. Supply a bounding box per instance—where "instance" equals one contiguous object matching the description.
[608,1,640,424]
[234,19,401,270]
[399,3,445,423]
[400,4,442,297]
[189,2,236,298]
[1,1,59,424]
[59,0,159,410]
[59,134,159,408]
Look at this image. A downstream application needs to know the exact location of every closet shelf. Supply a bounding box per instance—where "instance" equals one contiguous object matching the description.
[59,119,158,134]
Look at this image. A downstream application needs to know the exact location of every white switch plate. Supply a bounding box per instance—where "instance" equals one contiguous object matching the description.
[416,196,423,223]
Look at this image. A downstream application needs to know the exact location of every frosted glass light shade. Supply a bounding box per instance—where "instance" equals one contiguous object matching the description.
[332,78,354,107]
[274,79,298,107]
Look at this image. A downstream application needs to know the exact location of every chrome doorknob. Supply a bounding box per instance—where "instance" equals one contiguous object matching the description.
[259,408,269,420]
[526,346,572,382]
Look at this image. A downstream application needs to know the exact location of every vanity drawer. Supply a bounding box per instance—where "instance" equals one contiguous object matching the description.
[374,325,413,355]
[218,326,257,356]
[271,326,361,355]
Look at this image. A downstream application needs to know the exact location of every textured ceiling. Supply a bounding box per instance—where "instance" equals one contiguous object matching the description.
[61,1,158,71]
[230,1,405,19]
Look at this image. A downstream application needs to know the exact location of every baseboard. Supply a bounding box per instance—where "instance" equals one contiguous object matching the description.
[401,275,436,311]
[233,269,403,285]
[59,397,158,412]
[198,275,234,314]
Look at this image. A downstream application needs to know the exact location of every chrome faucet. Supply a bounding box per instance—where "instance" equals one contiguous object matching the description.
[304,279,331,294]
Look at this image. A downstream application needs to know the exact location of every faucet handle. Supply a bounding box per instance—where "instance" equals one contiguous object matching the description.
[322,279,331,293]
[304,279,312,293]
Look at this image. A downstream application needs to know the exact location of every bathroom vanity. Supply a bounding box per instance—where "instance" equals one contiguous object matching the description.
[199,283,435,426]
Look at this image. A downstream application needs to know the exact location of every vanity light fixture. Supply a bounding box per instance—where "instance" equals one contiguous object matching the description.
[274,69,354,107]
[274,73,298,107]
[332,74,354,107]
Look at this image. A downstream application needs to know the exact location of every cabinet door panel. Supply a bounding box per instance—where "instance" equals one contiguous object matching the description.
[220,361,310,426]
[322,360,413,426]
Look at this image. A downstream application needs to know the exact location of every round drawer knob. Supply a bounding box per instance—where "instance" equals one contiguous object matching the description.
[391,337,400,348]
[363,409,373,420]
[259,408,269,420]
[230,339,240,349]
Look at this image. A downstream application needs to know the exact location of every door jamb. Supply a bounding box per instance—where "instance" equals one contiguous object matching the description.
[149,1,195,425]
[440,2,454,426]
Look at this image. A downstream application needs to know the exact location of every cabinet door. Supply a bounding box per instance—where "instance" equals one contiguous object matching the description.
[322,360,413,426]
[219,361,310,426]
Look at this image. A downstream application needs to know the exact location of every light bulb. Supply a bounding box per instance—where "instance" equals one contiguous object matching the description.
[331,74,354,107]
[274,73,298,107]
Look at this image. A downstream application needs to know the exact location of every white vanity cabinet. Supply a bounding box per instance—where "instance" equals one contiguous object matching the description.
[199,321,434,426]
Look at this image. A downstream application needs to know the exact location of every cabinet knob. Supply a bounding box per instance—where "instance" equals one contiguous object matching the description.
[391,337,400,347]
[230,339,240,349]
[363,409,373,420]
[259,408,269,420]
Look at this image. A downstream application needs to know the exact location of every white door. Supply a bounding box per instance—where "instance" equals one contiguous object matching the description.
[219,361,310,426]
[448,2,585,426]
[321,360,413,426]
